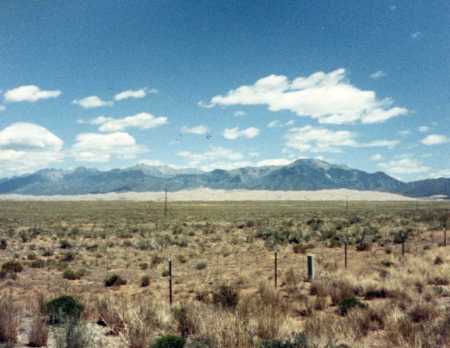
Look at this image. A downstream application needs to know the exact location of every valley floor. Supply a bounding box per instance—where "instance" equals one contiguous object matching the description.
[0,188,419,201]
[0,201,449,347]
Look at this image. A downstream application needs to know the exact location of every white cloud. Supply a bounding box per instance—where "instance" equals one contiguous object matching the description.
[137,159,164,166]
[365,140,400,148]
[370,154,383,161]
[378,158,430,175]
[267,120,281,128]
[71,132,144,162]
[284,126,399,153]
[234,110,247,117]
[429,169,450,179]
[256,158,293,167]
[398,130,411,137]
[197,100,214,109]
[285,120,295,127]
[203,68,408,124]
[89,112,168,132]
[223,127,260,140]
[0,122,64,176]
[421,134,449,145]
[178,146,294,171]
[114,88,156,101]
[267,120,295,128]
[418,126,430,133]
[180,125,209,135]
[370,70,387,80]
[178,146,251,171]
[73,96,113,109]
[178,146,244,164]
[0,122,63,151]
[4,85,62,103]
[0,105,5,112]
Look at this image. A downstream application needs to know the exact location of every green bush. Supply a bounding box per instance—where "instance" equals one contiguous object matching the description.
[63,269,83,280]
[355,241,371,251]
[185,337,213,348]
[337,297,367,316]
[151,335,186,348]
[46,296,83,325]
[259,332,313,348]
[1,260,23,273]
[30,259,46,268]
[194,261,207,270]
[59,240,73,249]
[104,274,127,287]
[212,284,239,309]
[141,275,150,287]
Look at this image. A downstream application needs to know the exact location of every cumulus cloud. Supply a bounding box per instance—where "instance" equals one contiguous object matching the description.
[197,100,214,109]
[421,134,449,145]
[0,122,63,151]
[285,126,399,153]
[223,127,260,140]
[73,96,113,109]
[0,122,64,176]
[370,154,384,161]
[114,88,157,101]
[418,126,430,133]
[202,68,408,124]
[88,112,168,132]
[180,125,209,135]
[378,158,430,175]
[177,145,295,171]
[233,110,247,117]
[177,146,249,170]
[370,70,387,80]
[267,120,295,128]
[71,132,144,162]
[178,146,244,164]
[4,85,62,103]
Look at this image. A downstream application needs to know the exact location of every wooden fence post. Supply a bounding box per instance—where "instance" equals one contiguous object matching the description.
[344,242,348,269]
[444,228,447,247]
[307,255,315,282]
[274,251,278,288]
[168,259,173,305]
[401,240,405,256]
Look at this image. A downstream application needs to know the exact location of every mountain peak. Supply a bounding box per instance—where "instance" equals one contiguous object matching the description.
[127,163,203,177]
[289,158,351,171]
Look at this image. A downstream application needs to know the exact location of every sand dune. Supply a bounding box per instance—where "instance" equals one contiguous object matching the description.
[0,188,416,201]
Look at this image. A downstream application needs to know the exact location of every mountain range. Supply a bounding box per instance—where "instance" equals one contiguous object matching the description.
[0,159,448,198]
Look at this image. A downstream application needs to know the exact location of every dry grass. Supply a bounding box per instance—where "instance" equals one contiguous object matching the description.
[28,315,49,347]
[0,293,19,345]
[0,200,449,347]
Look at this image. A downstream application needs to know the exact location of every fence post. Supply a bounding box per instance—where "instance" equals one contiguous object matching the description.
[344,242,348,269]
[168,259,173,305]
[444,228,447,247]
[274,251,278,288]
[307,255,315,282]
[401,240,405,256]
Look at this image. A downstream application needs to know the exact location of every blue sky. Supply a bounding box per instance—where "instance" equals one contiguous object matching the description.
[0,0,449,181]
